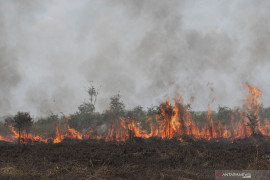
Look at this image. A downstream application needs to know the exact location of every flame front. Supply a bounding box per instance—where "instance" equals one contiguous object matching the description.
[1,83,269,144]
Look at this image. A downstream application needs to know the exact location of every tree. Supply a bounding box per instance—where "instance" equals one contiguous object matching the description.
[78,103,95,114]
[126,106,144,122]
[13,112,33,144]
[33,114,59,138]
[217,106,233,125]
[147,106,159,116]
[78,83,99,114]
[157,102,175,138]
[109,93,125,117]
[88,84,98,105]
[4,116,14,126]
[73,84,100,130]
[100,94,126,141]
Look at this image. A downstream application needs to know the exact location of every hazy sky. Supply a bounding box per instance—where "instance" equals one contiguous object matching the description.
[0,0,270,116]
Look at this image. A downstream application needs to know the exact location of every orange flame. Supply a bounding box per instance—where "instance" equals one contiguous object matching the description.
[1,83,269,144]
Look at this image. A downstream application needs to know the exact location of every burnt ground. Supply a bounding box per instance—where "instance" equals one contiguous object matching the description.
[0,137,270,180]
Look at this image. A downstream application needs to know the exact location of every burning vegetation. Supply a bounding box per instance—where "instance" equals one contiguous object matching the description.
[0,83,269,144]
[1,83,270,179]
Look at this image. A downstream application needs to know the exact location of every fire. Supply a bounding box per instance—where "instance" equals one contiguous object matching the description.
[1,83,269,144]
[104,117,149,142]
[65,116,83,140]
[243,82,262,116]
[8,125,49,144]
[53,122,63,143]
[53,116,83,143]
[243,83,263,135]
[0,135,10,142]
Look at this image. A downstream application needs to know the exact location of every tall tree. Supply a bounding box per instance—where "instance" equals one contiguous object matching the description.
[88,83,98,106]
[78,83,99,114]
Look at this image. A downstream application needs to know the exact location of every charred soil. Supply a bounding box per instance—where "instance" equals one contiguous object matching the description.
[0,138,270,180]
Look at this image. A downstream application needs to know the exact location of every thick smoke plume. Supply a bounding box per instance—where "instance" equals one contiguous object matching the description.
[0,0,270,116]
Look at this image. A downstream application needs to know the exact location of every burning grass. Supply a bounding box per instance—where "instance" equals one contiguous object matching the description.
[0,83,270,179]
[0,83,269,145]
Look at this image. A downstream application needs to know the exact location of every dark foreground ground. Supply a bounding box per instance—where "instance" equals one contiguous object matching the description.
[0,137,270,180]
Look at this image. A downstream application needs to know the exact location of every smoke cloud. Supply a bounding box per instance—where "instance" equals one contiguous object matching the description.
[0,0,270,116]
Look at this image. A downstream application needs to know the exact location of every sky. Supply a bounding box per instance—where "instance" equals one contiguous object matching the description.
[0,0,270,116]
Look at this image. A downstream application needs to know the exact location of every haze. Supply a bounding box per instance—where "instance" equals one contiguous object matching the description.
[0,0,270,116]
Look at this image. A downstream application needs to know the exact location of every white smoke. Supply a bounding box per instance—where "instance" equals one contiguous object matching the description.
[0,0,270,116]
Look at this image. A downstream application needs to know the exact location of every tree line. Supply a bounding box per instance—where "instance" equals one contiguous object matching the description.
[1,85,270,142]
